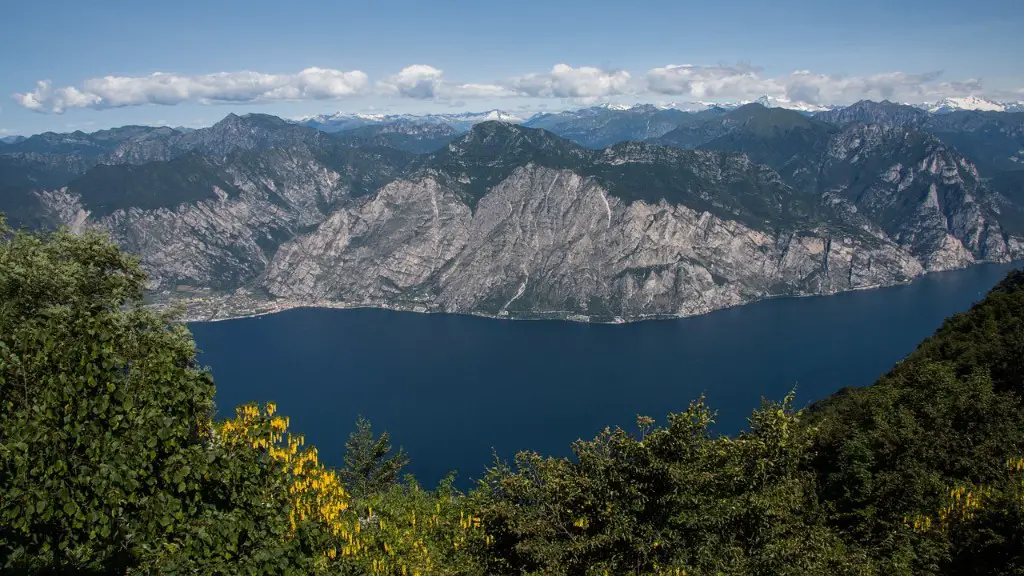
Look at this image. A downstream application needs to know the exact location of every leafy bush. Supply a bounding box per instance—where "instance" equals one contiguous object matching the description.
[470,396,866,576]
[0,217,216,572]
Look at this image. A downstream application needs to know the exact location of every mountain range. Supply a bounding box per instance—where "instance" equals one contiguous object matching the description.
[289,95,1024,137]
[2,100,1023,322]
[295,109,526,134]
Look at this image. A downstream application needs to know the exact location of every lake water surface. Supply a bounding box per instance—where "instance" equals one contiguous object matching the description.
[190,263,1021,488]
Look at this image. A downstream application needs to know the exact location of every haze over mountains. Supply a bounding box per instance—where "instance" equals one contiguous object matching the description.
[2,99,1023,321]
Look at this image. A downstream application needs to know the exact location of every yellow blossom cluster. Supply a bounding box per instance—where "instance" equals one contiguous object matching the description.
[459,511,482,530]
[903,456,1024,535]
[938,484,991,524]
[1009,456,1024,505]
[217,403,351,537]
[905,482,993,533]
[1008,456,1024,473]
[904,513,934,533]
[217,402,487,575]
[353,504,489,574]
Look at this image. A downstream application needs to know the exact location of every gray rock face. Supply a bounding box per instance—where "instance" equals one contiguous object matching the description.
[257,164,926,320]
[39,187,295,291]
[820,125,1013,270]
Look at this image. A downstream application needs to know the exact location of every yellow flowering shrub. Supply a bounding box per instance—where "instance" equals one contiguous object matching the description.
[906,455,1024,534]
[216,402,487,575]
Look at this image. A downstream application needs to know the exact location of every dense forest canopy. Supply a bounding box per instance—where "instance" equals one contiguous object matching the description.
[1,217,1022,575]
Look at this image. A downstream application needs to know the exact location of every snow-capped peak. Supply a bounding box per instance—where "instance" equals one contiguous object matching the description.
[650,101,733,112]
[291,109,526,133]
[749,95,836,113]
[926,96,1006,113]
[452,109,526,123]
[652,96,835,113]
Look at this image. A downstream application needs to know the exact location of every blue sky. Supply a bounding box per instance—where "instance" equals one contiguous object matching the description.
[2,0,1022,135]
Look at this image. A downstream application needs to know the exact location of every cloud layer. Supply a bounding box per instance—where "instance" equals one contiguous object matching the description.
[14,68,370,113]
[644,64,986,105]
[509,64,632,99]
[12,62,1021,114]
[377,65,515,100]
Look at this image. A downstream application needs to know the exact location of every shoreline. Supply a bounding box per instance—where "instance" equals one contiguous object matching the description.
[171,260,1022,326]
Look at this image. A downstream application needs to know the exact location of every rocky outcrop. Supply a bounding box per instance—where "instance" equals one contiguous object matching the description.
[264,164,924,320]
[820,124,1015,270]
[38,187,296,291]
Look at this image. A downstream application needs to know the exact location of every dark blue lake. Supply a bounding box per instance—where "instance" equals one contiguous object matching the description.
[190,262,1021,489]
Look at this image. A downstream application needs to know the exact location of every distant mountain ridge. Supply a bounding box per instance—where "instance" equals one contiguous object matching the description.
[294,109,526,133]
[9,96,1022,158]
[290,95,1024,134]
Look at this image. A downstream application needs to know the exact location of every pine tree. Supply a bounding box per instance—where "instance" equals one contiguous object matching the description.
[340,416,410,498]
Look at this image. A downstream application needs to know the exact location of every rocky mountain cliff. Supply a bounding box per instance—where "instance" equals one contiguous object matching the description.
[5,106,1024,322]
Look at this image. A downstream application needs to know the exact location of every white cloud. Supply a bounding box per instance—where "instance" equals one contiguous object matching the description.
[644,64,998,105]
[378,64,444,99]
[447,82,516,99]
[13,68,370,113]
[12,62,1023,115]
[509,64,633,98]
[779,70,977,104]
[377,65,514,100]
[646,64,777,100]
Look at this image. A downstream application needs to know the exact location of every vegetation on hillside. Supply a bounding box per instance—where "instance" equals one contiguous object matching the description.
[2,217,1023,574]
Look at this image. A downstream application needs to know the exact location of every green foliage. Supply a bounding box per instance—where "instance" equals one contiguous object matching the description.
[341,416,410,499]
[68,152,242,218]
[347,475,489,576]
[0,217,216,572]
[470,396,866,576]
[808,269,1024,574]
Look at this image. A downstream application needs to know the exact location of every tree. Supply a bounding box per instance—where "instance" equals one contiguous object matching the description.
[340,416,410,499]
[470,397,867,576]
[807,270,1024,574]
[0,218,216,572]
